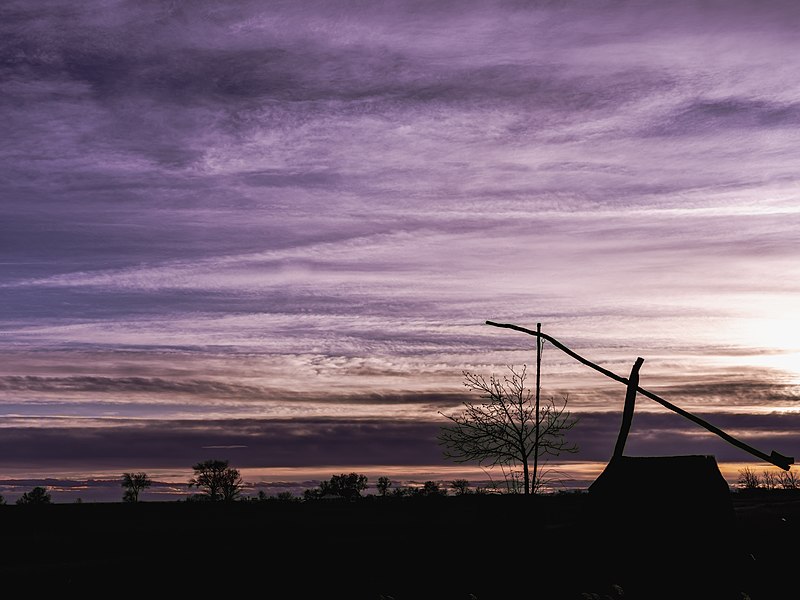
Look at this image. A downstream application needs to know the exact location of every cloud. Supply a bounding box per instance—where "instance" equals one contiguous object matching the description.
[645,98,800,137]
[0,375,267,398]
[0,417,447,470]
[202,444,247,449]
[650,379,800,409]
[564,369,800,412]
[0,410,796,476]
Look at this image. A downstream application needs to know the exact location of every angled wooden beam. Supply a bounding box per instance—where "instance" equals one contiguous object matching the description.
[614,357,644,459]
[485,320,794,471]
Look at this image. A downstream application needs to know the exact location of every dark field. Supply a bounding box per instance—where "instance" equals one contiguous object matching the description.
[0,491,797,599]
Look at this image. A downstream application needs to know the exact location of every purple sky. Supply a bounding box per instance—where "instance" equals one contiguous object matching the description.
[2,0,800,501]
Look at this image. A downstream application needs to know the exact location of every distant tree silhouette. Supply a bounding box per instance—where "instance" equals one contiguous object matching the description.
[762,469,779,490]
[305,472,368,499]
[377,476,392,496]
[0,494,5,505]
[780,470,799,490]
[17,486,51,505]
[414,481,447,497]
[219,464,244,501]
[450,479,471,495]
[254,490,294,501]
[737,467,761,490]
[390,486,413,497]
[323,472,368,499]
[188,459,243,501]
[121,472,152,502]
[438,365,578,495]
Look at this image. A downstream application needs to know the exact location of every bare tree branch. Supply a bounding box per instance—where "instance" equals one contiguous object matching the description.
[439,365,579,494]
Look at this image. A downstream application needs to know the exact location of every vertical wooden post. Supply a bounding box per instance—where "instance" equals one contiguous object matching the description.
[613,356,644,459]
[532,322,542,494]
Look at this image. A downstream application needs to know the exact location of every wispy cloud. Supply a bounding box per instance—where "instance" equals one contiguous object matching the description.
[0,375,266,397]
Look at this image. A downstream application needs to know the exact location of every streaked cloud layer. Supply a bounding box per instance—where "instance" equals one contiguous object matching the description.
[2,0,799,496]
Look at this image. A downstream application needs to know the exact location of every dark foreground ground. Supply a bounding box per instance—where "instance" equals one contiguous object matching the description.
[0,490,797,599]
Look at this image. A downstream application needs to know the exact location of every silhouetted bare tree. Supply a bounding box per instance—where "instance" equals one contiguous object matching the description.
[762,469,779,490]
[438,365,578,495]
[16,486,51,505]
[188,459,243,501]
[121,472,152,502]
[737,467,761,490]
[780,470,799,490]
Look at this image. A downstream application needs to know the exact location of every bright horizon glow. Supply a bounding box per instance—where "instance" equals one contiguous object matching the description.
[0,460,787,504]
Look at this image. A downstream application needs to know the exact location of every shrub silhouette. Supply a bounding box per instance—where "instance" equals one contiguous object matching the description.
[305,472,368,499]
[377,476,392,496]
[16,486,51,505]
